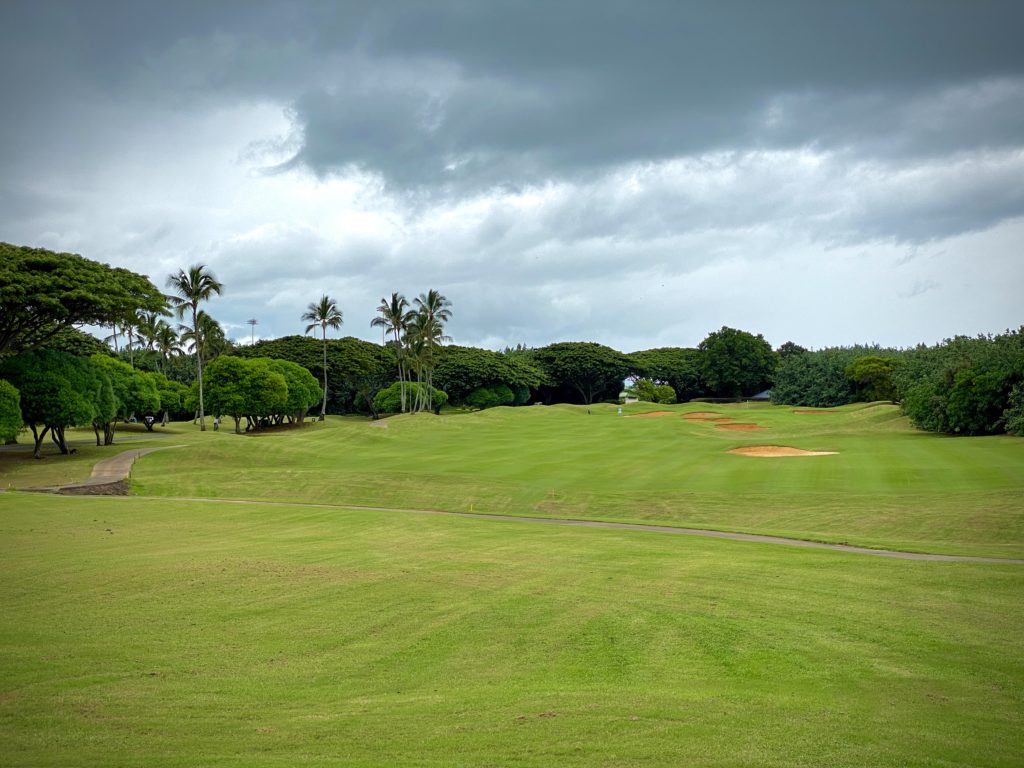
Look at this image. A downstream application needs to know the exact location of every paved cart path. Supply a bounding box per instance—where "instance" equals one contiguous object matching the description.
[30,446,183,494]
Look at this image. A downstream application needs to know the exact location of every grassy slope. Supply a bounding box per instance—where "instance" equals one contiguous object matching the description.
[115,403,1024,557]
[1,493,1022,767]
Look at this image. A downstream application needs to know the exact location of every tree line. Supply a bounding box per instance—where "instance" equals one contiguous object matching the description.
[2,242,1022,453]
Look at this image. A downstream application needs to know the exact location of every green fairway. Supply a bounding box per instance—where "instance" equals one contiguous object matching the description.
[1,492,1022,767]
[2,403,1023,765]
[105,403,1024,558]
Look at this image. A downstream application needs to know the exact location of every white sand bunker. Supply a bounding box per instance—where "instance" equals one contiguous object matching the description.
[728,445,838,457]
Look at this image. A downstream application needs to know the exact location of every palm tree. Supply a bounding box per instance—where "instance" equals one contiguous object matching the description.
[167,264,224,431]
[412,290,452,411]
[371,292,414,412]
[153,321,182,374]
[302,295,344,420]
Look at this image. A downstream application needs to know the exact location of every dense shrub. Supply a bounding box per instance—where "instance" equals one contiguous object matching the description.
[374,382,448,414]
[465,384,515,409]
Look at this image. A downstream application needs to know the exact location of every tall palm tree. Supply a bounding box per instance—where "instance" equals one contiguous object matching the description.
[371,292,414,412]
[302,295,344,421]
[167,264,224,431]
[412,290,452,411]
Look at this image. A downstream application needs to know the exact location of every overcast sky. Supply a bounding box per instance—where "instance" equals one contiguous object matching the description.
[2,1,1022,352]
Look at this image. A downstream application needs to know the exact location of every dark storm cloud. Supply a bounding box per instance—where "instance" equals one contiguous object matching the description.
[6,1,1023,186]
[2,1,1023,351]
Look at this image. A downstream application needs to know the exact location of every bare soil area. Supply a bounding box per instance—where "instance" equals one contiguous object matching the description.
[728,446,838,457]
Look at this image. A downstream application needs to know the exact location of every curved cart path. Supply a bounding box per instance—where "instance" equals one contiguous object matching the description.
[31,446,183,495]
[147,495,1024,565]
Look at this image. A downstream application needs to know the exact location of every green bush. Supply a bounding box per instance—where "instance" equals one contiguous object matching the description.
[653,384,677,404]
[466,384,515,410]
[373,382,448,414]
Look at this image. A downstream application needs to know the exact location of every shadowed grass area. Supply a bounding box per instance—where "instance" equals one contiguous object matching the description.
[1,492,1022,767]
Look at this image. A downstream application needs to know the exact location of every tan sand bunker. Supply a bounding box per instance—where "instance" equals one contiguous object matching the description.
[627,411,673,418]
[729,445,838,457]
[716,423,764,430]
[683,412,722,420]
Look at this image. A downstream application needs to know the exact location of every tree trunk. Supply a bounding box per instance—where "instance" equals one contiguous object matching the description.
[51,426,69,455]
[195,304,207,431]
[94,424,102,446]
[30,424,50,459]
[234,416,242,434]
[320,326,328,421]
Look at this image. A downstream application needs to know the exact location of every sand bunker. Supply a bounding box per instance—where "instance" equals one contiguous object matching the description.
[793,409,839,415]
[683,411,722,419]
[729,445,838,457]
[716,423,765,431]
[627,411,673,418]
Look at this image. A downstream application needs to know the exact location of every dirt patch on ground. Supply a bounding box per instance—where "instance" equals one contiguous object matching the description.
[56,480,130,495]
[793,409,839,415]
[716,423,764,431]
[369,420,389,429]
[628,411,673,418]
[683,412,722,419]
[729,446,838,457]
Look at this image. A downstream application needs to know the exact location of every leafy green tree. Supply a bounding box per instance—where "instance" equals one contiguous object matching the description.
[237,335,395,416]
[167,264,224,431]
[302,295,344,421]
[0,350,105,458]
[628,347,704,401]
[1003,382,1024,436]
[630,378,658,402]
[653,384,677,404]
[772,346,901,407]
[845,356,899,402]
[465,384,515,410]
[37,327,113,358]
[698,327,776,398]
[90,355,161,443]
[777,341,808,359]
[895,329,1023,435]
[266,358,322,423]
[530,342,632,404]
[0,243,166,355]
[0,379,21,443]
[149,372,190,422]
[432,345,543,405]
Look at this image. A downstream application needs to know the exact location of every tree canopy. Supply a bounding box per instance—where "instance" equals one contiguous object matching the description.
[698,327,776,398]
[0,379,20,443]
[530,342,632,404]
[0,243,166,355]
[0,350,108,457]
